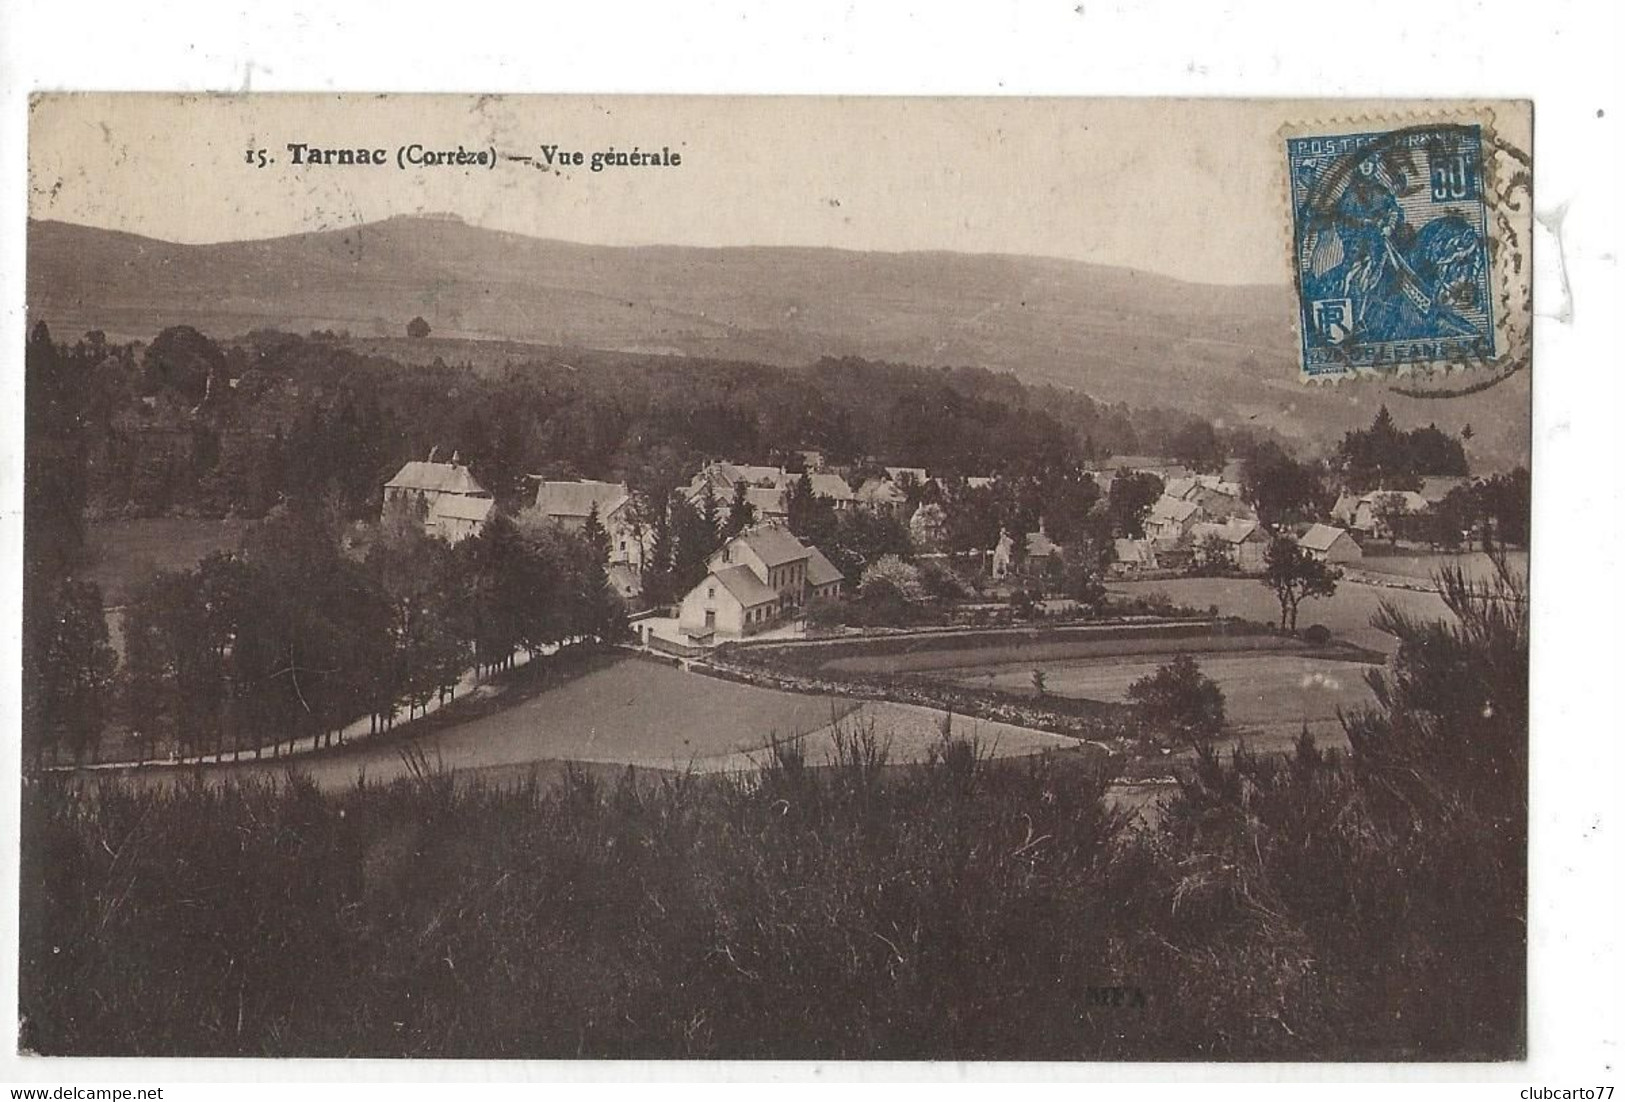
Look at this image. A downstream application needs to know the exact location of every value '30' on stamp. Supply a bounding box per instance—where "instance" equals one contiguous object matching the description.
[1284,108,1532,384]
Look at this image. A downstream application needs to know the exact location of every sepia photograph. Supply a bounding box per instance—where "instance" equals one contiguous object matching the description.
[15,90,1538,1064]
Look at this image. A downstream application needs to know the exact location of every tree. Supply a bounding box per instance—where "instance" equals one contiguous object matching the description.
[407,316,432,339]
[1196,532,1232,573]
[671,493,719,593]
[1169,419,1225,474]
[698,481,722,537]
[857,555,926,625]
[1371,492,1412,545]
[1240,440,1326,527]
[143,325,225,406]
[581,501,612,564]
[1034,469,1101,546]
[641,496,679,607]
[1261,536,1341,633]
[725,480,756,538]
[1127,654,1226,747]
[29,578,117,766]
[1106,472,1164,538]
[1058,541,1107,606]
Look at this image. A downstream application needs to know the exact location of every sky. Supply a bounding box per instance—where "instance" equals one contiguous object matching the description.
[26,94,1527,286]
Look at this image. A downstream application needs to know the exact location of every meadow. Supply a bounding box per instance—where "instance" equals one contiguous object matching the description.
[86,517,249,606]
[941,652,1378,752]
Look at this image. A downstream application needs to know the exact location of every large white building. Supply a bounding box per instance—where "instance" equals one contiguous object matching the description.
[382,451,494,544]
[678,525,843,641]
[530,479,647,569]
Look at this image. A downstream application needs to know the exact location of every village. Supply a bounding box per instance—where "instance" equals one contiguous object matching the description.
[380,440,1485,650]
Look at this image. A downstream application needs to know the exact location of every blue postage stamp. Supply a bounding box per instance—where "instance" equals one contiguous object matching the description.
[1288,124,1496,378]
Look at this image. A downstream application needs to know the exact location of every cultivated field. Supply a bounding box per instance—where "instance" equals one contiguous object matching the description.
[87,517,249,606]
[940,652,1379,752]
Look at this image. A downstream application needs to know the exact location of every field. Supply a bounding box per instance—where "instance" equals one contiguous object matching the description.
[1106,575,1454,653]
[940,652,1378,752]
[86,517,250,606]
[87,654,1074,793]
[1354,548,1529,585]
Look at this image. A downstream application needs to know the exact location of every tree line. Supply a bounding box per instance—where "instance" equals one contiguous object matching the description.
[104,501,626,766]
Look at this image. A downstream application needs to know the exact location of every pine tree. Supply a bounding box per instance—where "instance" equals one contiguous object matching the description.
[581,501,612,564]
[726,480,756,537]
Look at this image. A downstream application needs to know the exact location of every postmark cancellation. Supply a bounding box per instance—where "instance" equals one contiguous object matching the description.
[1284,107,1532,385]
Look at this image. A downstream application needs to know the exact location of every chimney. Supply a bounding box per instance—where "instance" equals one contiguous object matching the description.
[428,445,440,463]
[451,450,462,466]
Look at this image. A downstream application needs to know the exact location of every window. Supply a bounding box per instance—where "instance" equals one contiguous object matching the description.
[708,586,716,600]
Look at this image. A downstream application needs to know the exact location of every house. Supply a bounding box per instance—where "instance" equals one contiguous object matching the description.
[531,479,646,568]
[428,494,495,545]
[991,527,1063,579]
[1144,495,1201,543]
[1297,523,1363,564]
[884,465,930,485]
[856,477,908,513]
[745,485,790,522]
[1111,538,1158,576]
[909,502,949,552]
[383,450,493,541]
[1165,474,1252,521]
[678,565,780,640]
[805,546,845,601]
[1190,518,1269,573]
[804,472,857,511]
[606,562,641,601]
[1331,491,1363,528]
[1091,456,1194,493]
[686,461,786,500]
[678,525,842,640]
[1352,490,1429,536]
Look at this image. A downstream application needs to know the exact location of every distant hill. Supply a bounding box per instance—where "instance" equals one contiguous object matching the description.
[26,216,1529,471]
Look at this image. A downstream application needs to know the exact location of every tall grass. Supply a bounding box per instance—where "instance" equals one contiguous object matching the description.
[21,714,1522,1060]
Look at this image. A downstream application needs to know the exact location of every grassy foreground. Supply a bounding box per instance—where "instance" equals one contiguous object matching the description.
[21,717,1521,1061]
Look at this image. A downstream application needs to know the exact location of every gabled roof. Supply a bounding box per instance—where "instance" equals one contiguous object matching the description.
[532,479,630,520]
[1359,490,1428,513]
[745,485,788,516]
[386,461,486,496]
[805,546,844,587]
[1148,495,1201,523]
[1114,538,1156,565]
[1192,518,1263,545]
[1025,530,1061,558]
[709,462,785,487]
[732,525,811,567]
[857,477,906,504]
[1418,476,1472,503]
[1298,523,1352,552]
[806,473,855,501]
[884,466,929,483]
[1164,476,1199,501]
[711,564,779,608]
[430,495,495,523]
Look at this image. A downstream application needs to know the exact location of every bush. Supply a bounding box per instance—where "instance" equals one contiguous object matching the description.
[1302,624,1331,646]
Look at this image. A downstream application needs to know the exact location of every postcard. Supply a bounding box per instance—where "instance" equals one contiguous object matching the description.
[20,93,1532,1062]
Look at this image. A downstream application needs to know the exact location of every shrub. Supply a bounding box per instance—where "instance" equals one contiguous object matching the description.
[1301,624,1331,646]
